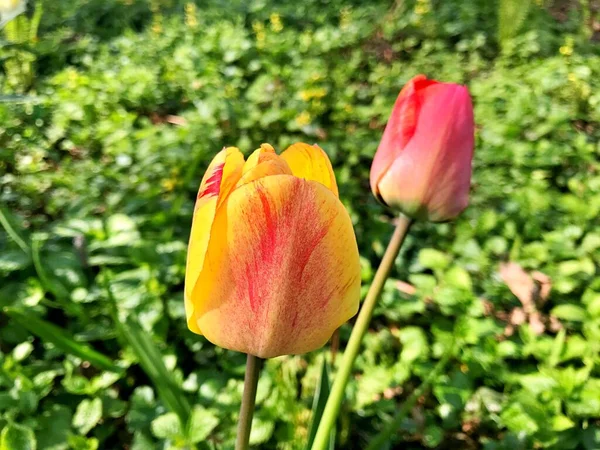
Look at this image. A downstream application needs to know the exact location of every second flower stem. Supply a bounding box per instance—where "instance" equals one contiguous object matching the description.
[310,214,413,450]
[236,354,263,450]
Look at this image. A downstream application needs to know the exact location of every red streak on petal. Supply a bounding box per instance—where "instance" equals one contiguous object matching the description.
[256,185,277,261]
[394,76,436,147]
[198,163,224,199]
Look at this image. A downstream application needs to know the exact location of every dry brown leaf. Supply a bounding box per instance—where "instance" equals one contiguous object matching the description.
[532,271,552,303]
[499,262,536,312]
[509,307,527,326]
[529,311,546,335]
[396,280,417,295]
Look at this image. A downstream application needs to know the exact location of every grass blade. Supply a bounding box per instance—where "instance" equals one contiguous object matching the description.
[103,273,191,427]
[306,357,334,450]
[5,307,123,374]
[0,206,29,253]
[118,316,191,427]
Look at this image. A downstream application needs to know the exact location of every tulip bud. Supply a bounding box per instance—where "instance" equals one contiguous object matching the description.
[185,143,360,358]
[370,75,475,222]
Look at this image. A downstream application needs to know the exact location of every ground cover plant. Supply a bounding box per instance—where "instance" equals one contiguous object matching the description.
[1,0,600,449]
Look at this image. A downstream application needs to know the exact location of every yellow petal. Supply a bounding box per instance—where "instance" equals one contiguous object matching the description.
[236,144,292,187]
[241,143,275,176]
[184,147,244,333]
[188,174,360,357]
[280,143,339,196]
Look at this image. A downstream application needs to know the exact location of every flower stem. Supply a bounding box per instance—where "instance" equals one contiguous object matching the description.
[236,354,263,450]
[310,214,413,450]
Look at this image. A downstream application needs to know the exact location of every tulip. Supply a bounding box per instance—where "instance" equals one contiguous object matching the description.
[370,74,475,222]
[185,143,360,358]
[0,0,26,27]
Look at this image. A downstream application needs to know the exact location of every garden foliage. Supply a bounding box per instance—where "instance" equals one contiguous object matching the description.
[0,0,599,448]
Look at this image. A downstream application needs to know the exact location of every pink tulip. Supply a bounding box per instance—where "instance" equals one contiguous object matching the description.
[370,75,475,222]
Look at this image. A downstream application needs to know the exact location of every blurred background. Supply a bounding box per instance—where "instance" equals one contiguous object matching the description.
[1,0,599,449]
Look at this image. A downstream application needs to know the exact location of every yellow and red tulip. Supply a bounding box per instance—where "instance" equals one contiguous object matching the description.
[185,143,360,358]
[370,75,475,222]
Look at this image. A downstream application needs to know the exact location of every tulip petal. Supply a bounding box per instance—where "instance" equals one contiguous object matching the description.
[280,143,339,196]
[188,174,360,358]
[377,83,474,221]
[236,144,292,187]
[184,147,244,333]
[370,75,437,198]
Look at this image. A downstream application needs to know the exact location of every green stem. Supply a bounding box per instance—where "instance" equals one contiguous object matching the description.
[236,354,263,450]
[366,343,454,450]
[310,214,413,450]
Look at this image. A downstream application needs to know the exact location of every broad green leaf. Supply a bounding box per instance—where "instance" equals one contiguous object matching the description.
[5,308,123,374]
[551,304,588,322]
[37,405,71,449]
[418,248,450,271]
[547,328,566,368]
[72,398,103,435]
[0,250,31,273]
[117,315,190,428]
[423,425,443,448]
[0,206,29,253]
[398,327,429,364]
[583,426,600,450]
[187,406,219,444]
[151,413,182,439]
[0,423,36,450]
[66,435,98,450]
[249,416,275,446]
[12,342,33,362]
[104,271,190,427]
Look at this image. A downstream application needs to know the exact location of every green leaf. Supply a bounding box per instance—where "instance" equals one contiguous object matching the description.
[423,425,443,448]
[0,423,36,450]
[4,308,123,374]
[249,416,275,446]
[398,327,429,364]
[0,250,31,273]
[547,328,566,368]
[118,316,190,427]
[498,0,532,44]
[104,271,190,427]
[72,398,103,436]
[37,405,71,449]
[12,342,33,362]
[66,435,98,450]
[418,248,450,271]
[0,206,29,253]
[187,406,219,444]
[551,415,574,432]
[551,304,588,322]
[583,426,600,450]
[151,413,182,439]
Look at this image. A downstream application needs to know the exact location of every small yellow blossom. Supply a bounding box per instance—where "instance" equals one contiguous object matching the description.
[560,45,573,56]
[296,111,311,127]
[299,88,327,102]
[162,179,177,192]
[253,21,266,48]
[270,13,283,33]
[185,2,198,29]
[414,0,431,15]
